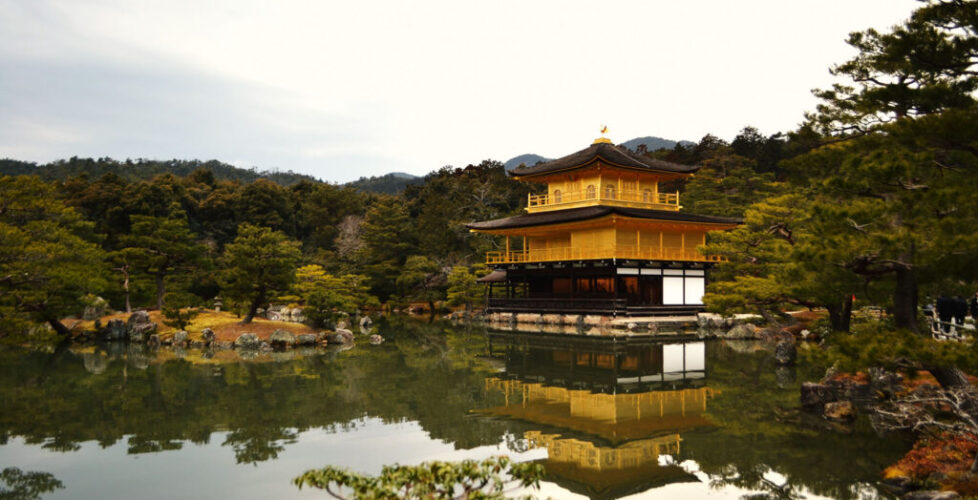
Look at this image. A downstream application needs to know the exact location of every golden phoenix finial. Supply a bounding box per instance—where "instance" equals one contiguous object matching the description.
[600,125,608,135]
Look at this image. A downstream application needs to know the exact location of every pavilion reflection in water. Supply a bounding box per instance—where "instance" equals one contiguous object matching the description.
[477,332,715,499]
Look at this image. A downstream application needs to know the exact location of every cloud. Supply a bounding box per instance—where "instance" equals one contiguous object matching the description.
[0,55,403,181]
[0,0,922,182]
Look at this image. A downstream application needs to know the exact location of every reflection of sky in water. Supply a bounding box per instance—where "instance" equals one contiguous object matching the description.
[0,324,906,500]
[1,420,845,500]
[0,418,558,500]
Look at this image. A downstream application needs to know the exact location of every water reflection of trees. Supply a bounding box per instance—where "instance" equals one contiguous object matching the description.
[0,317,522,465]
[684,342,908,500]
[0,319,910,498]
[479,333,907,500]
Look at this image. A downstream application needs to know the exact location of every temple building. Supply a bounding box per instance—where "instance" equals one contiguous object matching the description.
[467,137,739,316]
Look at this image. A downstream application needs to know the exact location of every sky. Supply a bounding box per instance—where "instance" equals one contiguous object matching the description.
[0,0,920,183]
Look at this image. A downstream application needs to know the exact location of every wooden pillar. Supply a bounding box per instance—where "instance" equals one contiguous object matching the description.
[659,230,663,257]
[617,176,622,199]
[681,231,686,258]
[505,236,510,261]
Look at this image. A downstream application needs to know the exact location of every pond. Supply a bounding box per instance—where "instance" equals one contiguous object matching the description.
[0,316,907,500]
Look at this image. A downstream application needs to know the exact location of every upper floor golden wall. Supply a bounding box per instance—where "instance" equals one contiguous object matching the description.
[525,164,681,213]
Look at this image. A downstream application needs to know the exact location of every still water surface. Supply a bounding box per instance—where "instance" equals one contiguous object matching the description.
[0,317,906,499]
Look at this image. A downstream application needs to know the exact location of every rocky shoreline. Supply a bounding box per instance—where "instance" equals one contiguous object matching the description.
[71,310,383,355]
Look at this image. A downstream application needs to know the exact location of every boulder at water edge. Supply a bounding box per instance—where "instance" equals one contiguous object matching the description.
[269,330,296,347]
[201,328,215,345]
[723,323,757,339]
[234,333,261,349]
[368,334,384,344]
[359,315,373,331]
[295,333,319,346]
[823,401,856,422]
[774,340,797,366]
[325,330,354,345]
[100,319,128,341]
[127,311,157,341]
[83,296,110,320]
[172,330,189,346]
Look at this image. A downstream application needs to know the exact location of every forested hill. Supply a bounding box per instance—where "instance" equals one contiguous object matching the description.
[503,154,551,171]
[620,136,694,152]
[503,136,693,170]
[344,172,423,195]
[0,157,319,186]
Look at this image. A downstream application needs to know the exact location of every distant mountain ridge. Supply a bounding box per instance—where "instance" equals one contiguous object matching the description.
[620,136,695,152]
[0,157,319,186]
[344,172,422,195]
[503,154,551,171]
[503,135,692,171]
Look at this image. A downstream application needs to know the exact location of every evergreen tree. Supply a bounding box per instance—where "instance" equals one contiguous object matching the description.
[119,204,207,309]
[396,256,445,312]
[219,224,302,324]
[446,264,488,312]
[359,198,418,301]
[292,264,376,327]
[0,176,107,337]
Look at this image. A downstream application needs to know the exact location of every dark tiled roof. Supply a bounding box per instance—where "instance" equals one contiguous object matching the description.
[466,206,741,231]
[509,142,698,177]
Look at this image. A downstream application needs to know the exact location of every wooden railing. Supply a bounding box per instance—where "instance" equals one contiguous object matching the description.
[527,189,680,212]
[485,245,724,264]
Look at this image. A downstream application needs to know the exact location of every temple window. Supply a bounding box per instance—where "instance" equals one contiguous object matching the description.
[552,189,562,203]
[604,185,616,200]
[643,189,652,202]
[586,185,596,199]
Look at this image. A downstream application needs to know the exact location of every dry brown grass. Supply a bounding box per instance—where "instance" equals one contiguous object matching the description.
[71,309,318,342]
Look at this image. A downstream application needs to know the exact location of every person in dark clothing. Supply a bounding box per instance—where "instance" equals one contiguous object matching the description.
[970,292,978,320]
[936,295,954,332]
[953,295,967,326]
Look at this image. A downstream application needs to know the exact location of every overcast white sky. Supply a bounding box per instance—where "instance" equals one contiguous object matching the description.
[0,1,919,183]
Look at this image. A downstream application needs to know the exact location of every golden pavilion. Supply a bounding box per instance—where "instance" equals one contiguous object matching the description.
[466,136,739,316]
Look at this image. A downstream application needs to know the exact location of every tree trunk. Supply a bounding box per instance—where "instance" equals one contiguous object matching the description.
[928,366,972,389]
[827,295,854,332]
[47,318,72,337]
[893,266,919,333]
[122,269,132,313]
[155,273,166,310]
[241,295,263,324]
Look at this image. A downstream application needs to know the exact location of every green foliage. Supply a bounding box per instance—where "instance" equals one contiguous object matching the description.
[0,175,108,337]
[703,193,862,329]
[292,265,377,327]
[359,198,418,300]
[0,467,64,500]
[404,161,533,263]
[345,172,422,195]
[800,322,978,377]
[119,204,208,309]
[396,256,445,310]
[293,456,544,500]
[219,224,302,323]
[161,293,202,331]
[446,264,488,311]
[681,150,779,217]
[810,0,978,133]
[0,156,317,186]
